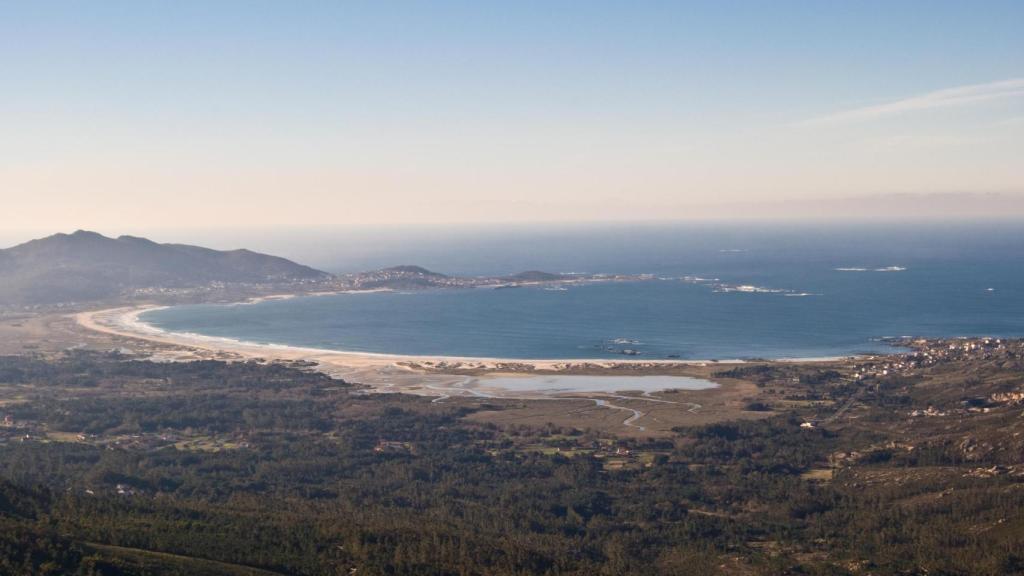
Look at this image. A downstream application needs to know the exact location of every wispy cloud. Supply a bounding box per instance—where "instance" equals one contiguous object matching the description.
[801,78,1024,126]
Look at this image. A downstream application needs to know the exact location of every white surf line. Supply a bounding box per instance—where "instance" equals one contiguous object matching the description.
[81,306,774,368]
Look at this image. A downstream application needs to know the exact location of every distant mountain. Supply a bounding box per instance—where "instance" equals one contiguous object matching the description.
[0,231,330,305]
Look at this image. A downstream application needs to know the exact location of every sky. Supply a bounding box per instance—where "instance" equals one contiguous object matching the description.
[1,0,1023,233]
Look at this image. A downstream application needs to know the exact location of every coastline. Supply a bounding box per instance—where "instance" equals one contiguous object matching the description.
[77,305,769,371]
[71,303,858,432]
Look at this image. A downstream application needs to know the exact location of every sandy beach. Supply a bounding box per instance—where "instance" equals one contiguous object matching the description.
[76,306,752,370]
[73,305,757,401]
[72,304,859,434]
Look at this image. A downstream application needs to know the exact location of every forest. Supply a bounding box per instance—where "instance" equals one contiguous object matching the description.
[0,350,1023,575]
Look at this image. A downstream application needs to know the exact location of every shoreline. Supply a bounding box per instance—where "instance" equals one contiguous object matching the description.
[78,304,857,370]
[71,303,858,430]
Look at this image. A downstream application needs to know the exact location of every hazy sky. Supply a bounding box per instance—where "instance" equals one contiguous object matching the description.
[2,1,1023,231]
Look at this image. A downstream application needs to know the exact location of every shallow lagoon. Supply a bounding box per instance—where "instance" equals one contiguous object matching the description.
[476,375,717,395]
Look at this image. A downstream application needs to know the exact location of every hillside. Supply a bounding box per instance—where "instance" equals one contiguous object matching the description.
[1,341,1023,574]
[0,231,330,305]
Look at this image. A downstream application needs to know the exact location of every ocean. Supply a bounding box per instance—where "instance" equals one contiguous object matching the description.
[140,222,1024,360]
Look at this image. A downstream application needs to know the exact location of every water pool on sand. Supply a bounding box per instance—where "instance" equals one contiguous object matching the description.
[475,375,717,395]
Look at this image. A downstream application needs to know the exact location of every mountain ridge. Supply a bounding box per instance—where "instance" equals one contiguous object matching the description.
[0,231,331,305]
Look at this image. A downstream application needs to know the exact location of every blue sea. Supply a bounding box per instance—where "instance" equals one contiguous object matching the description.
[141,222,1024,360]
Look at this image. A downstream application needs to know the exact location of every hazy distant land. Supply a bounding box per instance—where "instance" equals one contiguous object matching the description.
[0,230,660,308]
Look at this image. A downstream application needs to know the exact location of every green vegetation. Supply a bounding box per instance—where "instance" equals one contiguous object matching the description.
[0,351,1022,575]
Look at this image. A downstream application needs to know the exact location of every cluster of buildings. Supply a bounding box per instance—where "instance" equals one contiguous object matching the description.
[900,338,1021,366]
[849,338,1023,382]
[333,267,654,292]
[0,414,39,443]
